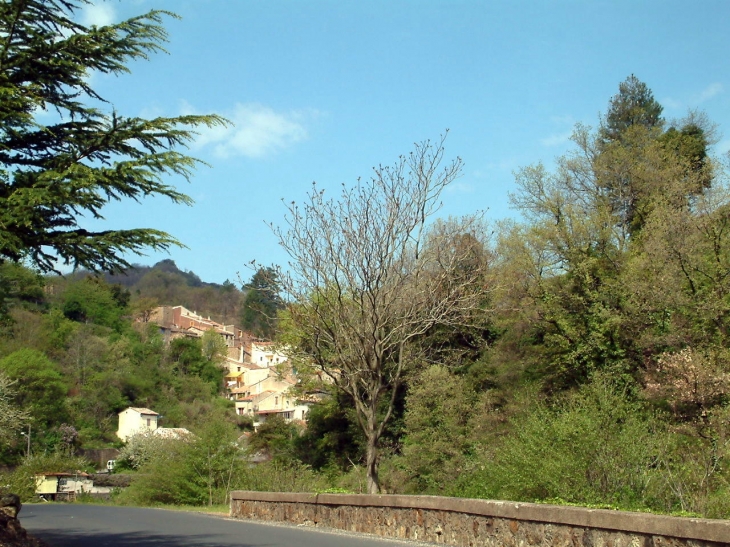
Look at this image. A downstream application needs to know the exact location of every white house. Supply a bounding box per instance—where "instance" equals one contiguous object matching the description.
[116,407,160,442]
[250,342,289,367]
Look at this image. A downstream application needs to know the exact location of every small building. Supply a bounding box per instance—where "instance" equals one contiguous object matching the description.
[35,472,93,501]
[117,407,160,442]
[250,341,289,367]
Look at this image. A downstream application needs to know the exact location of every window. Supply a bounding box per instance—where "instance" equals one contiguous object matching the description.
[275,396,279,406]
[146,418,151,427]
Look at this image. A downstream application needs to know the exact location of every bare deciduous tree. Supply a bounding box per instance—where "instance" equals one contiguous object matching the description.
[273,135,490,493]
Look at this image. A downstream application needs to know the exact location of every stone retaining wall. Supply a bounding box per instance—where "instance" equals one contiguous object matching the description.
[229,491,730,546]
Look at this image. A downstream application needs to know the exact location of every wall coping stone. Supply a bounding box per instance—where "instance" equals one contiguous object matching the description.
[230,491,730,544]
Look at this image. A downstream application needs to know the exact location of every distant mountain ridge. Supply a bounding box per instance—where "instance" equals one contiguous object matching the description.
[105,260,243,325]
[104,259,218,289]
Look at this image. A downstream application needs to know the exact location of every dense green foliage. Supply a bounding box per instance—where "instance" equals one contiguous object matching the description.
[0,270,241,462]
[0,348,68,430]
[456,377,668,507]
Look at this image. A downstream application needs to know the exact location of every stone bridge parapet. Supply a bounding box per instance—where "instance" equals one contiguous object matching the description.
[229,491,730,546]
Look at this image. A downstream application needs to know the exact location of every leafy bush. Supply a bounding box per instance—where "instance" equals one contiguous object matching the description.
[398,365,477,493]
[116,431,182,471]
[118,422,247,506]
[454,374,671,510]
[234,459,331,493]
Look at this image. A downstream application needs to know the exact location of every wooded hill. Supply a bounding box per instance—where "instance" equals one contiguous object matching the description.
[0,260,271,456]
[106,259,244,326]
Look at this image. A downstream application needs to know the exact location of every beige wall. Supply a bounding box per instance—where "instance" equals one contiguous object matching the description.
[117,408,159,441]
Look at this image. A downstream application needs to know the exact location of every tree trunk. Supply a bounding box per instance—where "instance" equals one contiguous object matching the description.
[365,432,380,494]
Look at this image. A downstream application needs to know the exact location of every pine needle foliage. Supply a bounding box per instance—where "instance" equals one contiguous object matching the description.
[0,0,228,273]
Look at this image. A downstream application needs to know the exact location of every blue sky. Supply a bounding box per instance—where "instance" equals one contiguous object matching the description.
[72,0,730,284]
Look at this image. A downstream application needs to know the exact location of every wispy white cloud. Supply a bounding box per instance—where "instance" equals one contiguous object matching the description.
[661,97,682,110]
[484,157,521,173]
[696,83,724,103]
[549,115,575,126]
[445,181,474,194]
[540,115,575,147]
[81,2,117,27]
[541,131,572,147]
[184,102,316,159]
[664,83,724,111]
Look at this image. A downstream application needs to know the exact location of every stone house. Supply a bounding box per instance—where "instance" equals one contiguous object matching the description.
[148,305,245,348]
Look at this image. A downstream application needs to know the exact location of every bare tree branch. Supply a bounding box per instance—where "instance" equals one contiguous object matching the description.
[273,134,491,493]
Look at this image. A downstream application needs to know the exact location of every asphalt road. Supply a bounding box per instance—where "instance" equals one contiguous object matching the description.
[21,504,430,547]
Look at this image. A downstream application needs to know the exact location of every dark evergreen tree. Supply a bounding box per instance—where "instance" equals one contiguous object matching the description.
[0,0,226,274]
[240,267,284,339]
[600,74,664,144]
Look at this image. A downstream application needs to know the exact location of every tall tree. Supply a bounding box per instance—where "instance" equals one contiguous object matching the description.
[600,74,664,144]
[240,267,284,339]
[274,135,489,493]
[504,78,720,390]
[0,0,226,274]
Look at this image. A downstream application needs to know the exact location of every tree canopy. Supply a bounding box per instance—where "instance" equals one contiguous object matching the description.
[240,267,284,339]
[0,0,226,274]
[600,74,664,144]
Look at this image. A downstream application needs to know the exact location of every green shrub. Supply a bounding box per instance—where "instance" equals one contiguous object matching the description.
[398,365,476,494]
[454,374,670,510]
[234,459,331,493]
[118,422,243,506]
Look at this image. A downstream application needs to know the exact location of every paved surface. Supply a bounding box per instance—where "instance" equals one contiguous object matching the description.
[21,504,430,547]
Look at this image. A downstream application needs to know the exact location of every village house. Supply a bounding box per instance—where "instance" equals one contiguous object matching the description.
[116,407,192,442]
[116,407,159,441]
[250,341,289,367]
[231,369,311,427]
[144,304,318,428]
[235,390,310,427]
[148,305,244,347]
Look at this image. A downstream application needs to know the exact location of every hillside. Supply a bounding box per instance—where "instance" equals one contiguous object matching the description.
[106,260,244,326]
